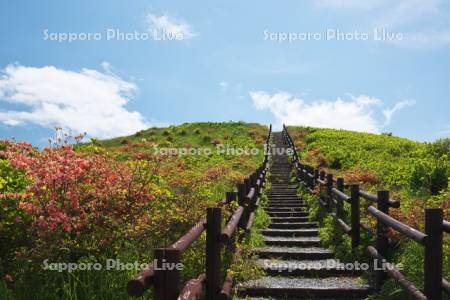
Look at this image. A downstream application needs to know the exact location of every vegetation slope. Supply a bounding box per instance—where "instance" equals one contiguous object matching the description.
[0,122,268,299]
[288,126,449,299]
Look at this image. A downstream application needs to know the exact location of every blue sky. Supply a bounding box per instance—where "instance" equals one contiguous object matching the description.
[0,0,449,145]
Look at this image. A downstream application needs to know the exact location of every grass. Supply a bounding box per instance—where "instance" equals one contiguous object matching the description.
[0,122,269,299]
[289,126,449,299]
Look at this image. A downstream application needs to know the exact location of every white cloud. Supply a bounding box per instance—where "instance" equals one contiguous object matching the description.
[383,99,415,125]
[146,13,196,40]
[250,91,383,133]
[0,64,150,138]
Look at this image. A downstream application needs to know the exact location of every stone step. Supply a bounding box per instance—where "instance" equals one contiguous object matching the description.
[267,193,299,196]
[264,207,307,212]
[269,222,318,229]
[268,197,306,204]
[267,198,303,202]
[238,276,371,298]
[265,202,306,207]
[270,216,310,223]
[264,236,321,247]
[253,246,334,260]
[269,185,298,190]
[267,199,306,206]
[266,200,305,204]
[267,200,301,204]
[267,211,309,218]
[266,189,297,196]
[267,196,301,200]
[266,199,304,203]
[267,196,300,199]
[261,228,318,237]
[257,259,364,277]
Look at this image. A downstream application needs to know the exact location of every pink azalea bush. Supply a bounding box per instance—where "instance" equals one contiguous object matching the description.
[0,141,159,263]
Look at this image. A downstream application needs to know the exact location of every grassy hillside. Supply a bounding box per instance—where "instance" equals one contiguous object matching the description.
[0,122,268,299]
[289,126,449,209]
[288,126,449,299]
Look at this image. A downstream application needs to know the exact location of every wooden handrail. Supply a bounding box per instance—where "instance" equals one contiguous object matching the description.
[170,219,207,252]
[443,220,450,234]
[366,246,426,300]
[220,206,244,243]
[367,206,427,244]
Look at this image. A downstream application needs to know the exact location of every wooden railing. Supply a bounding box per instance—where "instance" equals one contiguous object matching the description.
[126,125,272,300]
[282,125,449,300]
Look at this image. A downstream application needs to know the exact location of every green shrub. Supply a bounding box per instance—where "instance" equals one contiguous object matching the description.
[410,156,448,195]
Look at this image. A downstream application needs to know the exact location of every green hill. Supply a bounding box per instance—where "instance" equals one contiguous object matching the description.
[1,123,448,299]
[288,126,449,208]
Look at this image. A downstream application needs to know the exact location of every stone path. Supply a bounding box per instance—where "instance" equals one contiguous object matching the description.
[237,132,370,299]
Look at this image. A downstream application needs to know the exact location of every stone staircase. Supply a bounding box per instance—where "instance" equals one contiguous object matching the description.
[237,132,370,299]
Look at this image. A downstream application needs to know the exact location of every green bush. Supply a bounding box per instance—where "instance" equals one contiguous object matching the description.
[410,155,448,195]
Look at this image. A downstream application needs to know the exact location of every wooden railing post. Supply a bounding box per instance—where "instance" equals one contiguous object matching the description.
[206,207,221,300]
[375,190,390,289]
[245,177,252,220]
[424,208,443,300]
[350,184,360,249]
[244,178,251,195]
[154,248,181,300]
[336,178,344,218]
[226,191,236,204]
[302,165,307,184]
[319,171,325,194]
[306,167,310,188]
[237,183,247,228]
[314,169,319,188]
[319,171,325,181]
[326,174,333,211]
[308,166,314,189]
